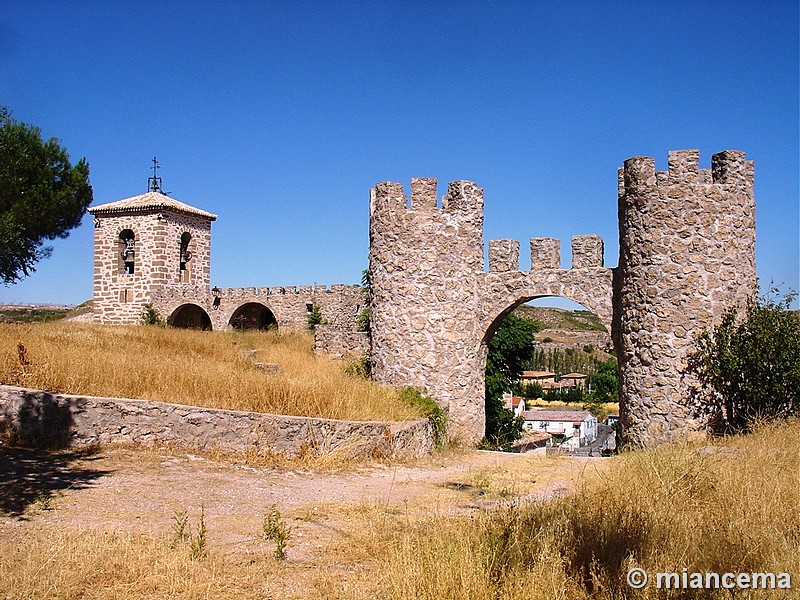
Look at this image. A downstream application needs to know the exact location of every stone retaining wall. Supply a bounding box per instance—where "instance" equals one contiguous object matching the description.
[0,386,434,460]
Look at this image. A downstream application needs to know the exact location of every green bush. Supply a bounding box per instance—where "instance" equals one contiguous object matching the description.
[687,290,800,433]
[140,303,165,326]
[398,387,447,447]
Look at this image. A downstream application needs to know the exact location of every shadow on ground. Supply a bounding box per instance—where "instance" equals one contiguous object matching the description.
[0,446,112,518]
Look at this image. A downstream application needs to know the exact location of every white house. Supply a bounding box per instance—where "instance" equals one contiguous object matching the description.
[502,392,526,416]
[520,409,598,449]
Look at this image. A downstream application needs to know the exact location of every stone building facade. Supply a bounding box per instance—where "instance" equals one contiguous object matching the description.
[88,191,364,333]
[368,150,757,447]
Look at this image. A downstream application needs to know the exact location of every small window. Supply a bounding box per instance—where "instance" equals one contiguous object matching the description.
[306,303,313,313]
[118,230,135,274]
[119,289,133,303]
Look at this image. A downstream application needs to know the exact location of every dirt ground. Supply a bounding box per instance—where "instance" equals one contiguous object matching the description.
[0,444,609,597]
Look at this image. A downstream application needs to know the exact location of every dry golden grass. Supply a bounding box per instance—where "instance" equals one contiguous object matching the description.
[0,322,421,423]
[2,423,796,598]
[375,420,800,599]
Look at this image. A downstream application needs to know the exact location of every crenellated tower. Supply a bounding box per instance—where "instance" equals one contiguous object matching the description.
[616,149,757,445]
[369,178,487,440]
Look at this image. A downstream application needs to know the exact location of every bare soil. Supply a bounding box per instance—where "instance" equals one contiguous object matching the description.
[0,444,606,566]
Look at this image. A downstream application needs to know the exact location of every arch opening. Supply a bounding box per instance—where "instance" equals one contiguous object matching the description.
[169,304,212,330]
[179,232,192,282]
[482,295,615,453]
[228,303,278,331]
[118,229,136,274]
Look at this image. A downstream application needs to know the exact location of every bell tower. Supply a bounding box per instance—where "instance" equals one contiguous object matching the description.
[88,160,217,324]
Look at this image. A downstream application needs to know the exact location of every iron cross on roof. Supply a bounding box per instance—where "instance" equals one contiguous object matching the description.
[148,157,163,193]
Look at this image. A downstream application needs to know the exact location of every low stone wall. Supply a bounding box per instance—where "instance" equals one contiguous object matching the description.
[0,385,434,460]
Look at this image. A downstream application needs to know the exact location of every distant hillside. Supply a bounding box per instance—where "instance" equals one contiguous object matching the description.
[513,304,614,359]
[0,301,92,324]
[513,305,607,333]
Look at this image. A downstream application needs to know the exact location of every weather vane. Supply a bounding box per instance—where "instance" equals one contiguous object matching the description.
[148,157,163,193]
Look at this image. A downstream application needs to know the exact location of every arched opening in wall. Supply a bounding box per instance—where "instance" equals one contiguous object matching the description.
[118,229,136,274]
[179,232,192,282]
[481,295,616,454]
[169,304,212,330]
[228,303,278,331]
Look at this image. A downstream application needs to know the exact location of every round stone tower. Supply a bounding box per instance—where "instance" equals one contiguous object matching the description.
[368,178,487,442]
[615,149,757,446]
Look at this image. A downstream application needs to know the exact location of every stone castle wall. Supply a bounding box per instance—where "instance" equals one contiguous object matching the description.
[0,385,434,460]
[615,149,757,446]
[369,178,614,442]
[369,149,757,447]
[150,283,364,332]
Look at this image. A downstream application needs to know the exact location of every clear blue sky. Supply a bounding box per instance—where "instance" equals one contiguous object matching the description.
[1,1,798,309]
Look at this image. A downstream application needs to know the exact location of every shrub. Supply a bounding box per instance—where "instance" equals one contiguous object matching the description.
[687,290,800,433]
[398,387,447,447]
[140,303,165,326]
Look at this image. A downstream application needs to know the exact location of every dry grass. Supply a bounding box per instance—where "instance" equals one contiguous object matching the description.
[1,423,796,598]
[375,420,800,599]
[0,322,420,423]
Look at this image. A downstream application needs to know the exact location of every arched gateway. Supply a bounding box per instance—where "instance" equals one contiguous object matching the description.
[369,150,756,448]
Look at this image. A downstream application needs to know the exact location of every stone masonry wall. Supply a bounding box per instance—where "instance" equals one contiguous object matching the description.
[616,149,757,446]
[151,283,364,332]
[314,325,370,359]
[92,210,212,325]
[0,385,434,460]
[369,178,613,443]
[369,178,487,442]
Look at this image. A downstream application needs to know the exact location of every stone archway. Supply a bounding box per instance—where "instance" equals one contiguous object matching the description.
[369,153,758,447]
[169,304,213,330]
[228,302,278,331]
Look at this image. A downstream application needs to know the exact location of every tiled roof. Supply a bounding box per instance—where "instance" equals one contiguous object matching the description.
[521,371,556,378]
[88,192,217,220]
[561,373,587,379]
[521,409,591,422]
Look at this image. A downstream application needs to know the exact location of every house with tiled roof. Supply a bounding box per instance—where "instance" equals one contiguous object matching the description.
[520,408,597,449]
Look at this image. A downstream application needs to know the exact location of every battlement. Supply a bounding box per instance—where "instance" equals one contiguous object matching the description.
[619,149,753,196]
[370,178,484,215]
[488,235,604,272]
[209,284,361,298]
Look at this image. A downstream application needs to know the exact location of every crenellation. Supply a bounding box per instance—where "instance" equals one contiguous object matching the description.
[622,156,657,194]
[667,149,700,184]
[441,180,483,215]
[488,239,520,272]
[411,177,437,210]
[571,235,604,268]
[372,181,407,213]
[530,237,561,270]
[711,150,752,188]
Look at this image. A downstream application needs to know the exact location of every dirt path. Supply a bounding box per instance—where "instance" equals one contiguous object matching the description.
[0,445,608,597]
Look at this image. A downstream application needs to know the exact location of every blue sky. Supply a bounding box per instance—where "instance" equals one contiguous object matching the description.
[1,1,798,309]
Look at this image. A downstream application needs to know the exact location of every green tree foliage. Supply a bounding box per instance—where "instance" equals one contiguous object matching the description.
[484,314,539,450]
[687,291,800,432]
[0,108,92,283]
[587,359,619,404]
[306,303,324,331]
[357,268,371,334]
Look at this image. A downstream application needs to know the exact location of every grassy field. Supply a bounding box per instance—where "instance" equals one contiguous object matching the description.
[1,421,795,598]
[0,322,421,423]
